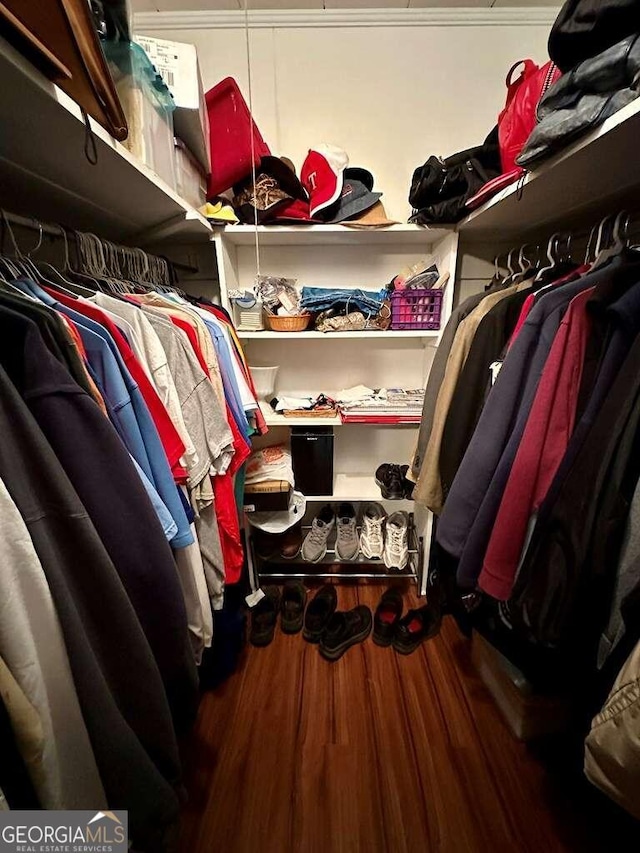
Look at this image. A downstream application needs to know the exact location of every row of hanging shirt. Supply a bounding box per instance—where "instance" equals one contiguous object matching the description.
[0,219,266,850]
[412,211,640,689]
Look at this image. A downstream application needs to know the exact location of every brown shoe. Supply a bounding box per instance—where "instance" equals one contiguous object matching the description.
[253,530,282,561]
[280,523,302,559]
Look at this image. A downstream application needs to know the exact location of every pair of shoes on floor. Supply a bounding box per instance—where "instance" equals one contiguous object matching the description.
[249,581,307,646]
[303,585,372,661]
[373,588,441,654]
[302,503,411,570]
[360,503,410,571]
[375,463,414,500]
[253,524,303,561]
[301,503,360,563]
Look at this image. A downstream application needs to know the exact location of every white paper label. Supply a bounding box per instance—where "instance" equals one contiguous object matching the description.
[245,589,266,608]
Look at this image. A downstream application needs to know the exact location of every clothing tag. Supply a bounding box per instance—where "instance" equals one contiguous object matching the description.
[489,360,503,386]
[243,504,256,513]
[245,588,266,608]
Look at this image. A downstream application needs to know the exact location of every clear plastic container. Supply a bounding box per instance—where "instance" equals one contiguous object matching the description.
[104,40,177,190]
[174,138,207,208]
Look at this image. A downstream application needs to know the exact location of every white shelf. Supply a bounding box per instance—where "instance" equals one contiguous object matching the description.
[216,223,452,246]
[259,402,420,427]
[0,36,212,243]
[460,97,640,240]
[239,329,439,340]
[307,474,413,505]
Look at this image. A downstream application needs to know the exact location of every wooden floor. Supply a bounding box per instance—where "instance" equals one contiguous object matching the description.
[179,584,628,853]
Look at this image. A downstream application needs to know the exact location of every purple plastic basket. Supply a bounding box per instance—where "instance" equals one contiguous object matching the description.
[390,287,444,331]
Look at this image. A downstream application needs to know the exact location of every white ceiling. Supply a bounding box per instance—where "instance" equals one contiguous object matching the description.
[133,0,559,10]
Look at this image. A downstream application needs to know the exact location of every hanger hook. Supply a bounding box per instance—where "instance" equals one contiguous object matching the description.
[1,210,23,258]
[26,219,44,258]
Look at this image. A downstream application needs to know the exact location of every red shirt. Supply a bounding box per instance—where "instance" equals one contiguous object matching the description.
[479,286,594,600]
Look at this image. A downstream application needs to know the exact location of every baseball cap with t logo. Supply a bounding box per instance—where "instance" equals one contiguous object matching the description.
[301,144,349,218]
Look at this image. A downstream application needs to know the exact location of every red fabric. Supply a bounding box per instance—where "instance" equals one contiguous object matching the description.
[479,286,594,601]
[205,77,271,197]
[45,289,186,477]
[212,473,244,584]
[509,264,591,349]
[301,148,346,218]
[498,60,561,172]
[465,167,524,211]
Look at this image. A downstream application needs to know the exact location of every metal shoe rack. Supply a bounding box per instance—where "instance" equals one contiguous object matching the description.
[250,512,423,584]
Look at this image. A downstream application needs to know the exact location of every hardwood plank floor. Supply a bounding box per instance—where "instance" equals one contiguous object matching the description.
[179,584,630,853]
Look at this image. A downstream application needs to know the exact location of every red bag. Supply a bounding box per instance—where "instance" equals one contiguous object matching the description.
[498,60,560,172]
[206,77,271,198]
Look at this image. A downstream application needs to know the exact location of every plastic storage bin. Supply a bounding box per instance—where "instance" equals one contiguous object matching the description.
[291,427,334,496]
[205,76,271,197]
[390,287,444,331]
[174,138,207,208]
[105,41,176,190]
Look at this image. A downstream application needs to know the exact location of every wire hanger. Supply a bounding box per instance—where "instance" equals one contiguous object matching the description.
[591,211,627,271]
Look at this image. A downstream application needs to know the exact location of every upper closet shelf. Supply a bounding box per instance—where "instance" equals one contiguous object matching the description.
[217,224,453,246]
[459,97,640,240]
[0,36,211,244]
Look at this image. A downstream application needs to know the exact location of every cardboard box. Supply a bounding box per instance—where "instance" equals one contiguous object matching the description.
[136,35,210,174]
[470,631,571,741]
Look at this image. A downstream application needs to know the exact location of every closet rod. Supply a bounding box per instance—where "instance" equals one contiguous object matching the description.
[0,210,199,274]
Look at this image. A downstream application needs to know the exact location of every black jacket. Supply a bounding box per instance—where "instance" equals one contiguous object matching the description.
[0,364,181,851]
[549,0,640,72]
[439,287,531,500]
[511,323,640,651]
[0,306,198,732]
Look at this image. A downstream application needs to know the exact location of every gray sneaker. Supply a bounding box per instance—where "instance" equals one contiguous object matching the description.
[360,502,386,559]
[335,502,359,561]
[383,511,409,571]
[301,505,335,562]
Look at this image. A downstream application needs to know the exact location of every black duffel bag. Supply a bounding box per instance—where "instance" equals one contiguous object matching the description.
[409,126,501,225]
[549,0,640,72]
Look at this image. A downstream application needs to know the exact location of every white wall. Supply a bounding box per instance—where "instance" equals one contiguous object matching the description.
[137,10,555,221]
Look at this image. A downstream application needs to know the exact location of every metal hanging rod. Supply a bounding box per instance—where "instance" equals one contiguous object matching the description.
[0,210,198,275]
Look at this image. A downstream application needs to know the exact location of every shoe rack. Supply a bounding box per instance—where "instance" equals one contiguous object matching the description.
[247,512,424,584]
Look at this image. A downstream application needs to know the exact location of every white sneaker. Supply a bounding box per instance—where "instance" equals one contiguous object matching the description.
[383,512,409,571]
[360,502,386,559]
[301,505,335,562]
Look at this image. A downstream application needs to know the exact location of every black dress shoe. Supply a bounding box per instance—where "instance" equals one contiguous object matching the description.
[303,584,337,643]
[373,588,404,647]
[400,464,415,499]
[392,605,441,655]
[280,581,307,634]
[320,605,372,661]
[249,586,281,647]
[375,463,405,500]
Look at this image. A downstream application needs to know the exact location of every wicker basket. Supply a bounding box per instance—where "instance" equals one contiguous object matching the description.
[266,313,312,332]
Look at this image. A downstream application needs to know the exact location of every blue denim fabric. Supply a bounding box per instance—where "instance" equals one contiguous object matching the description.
[300,287,387,315]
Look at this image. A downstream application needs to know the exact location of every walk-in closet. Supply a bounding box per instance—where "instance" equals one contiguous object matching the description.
[1,0,640,851]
